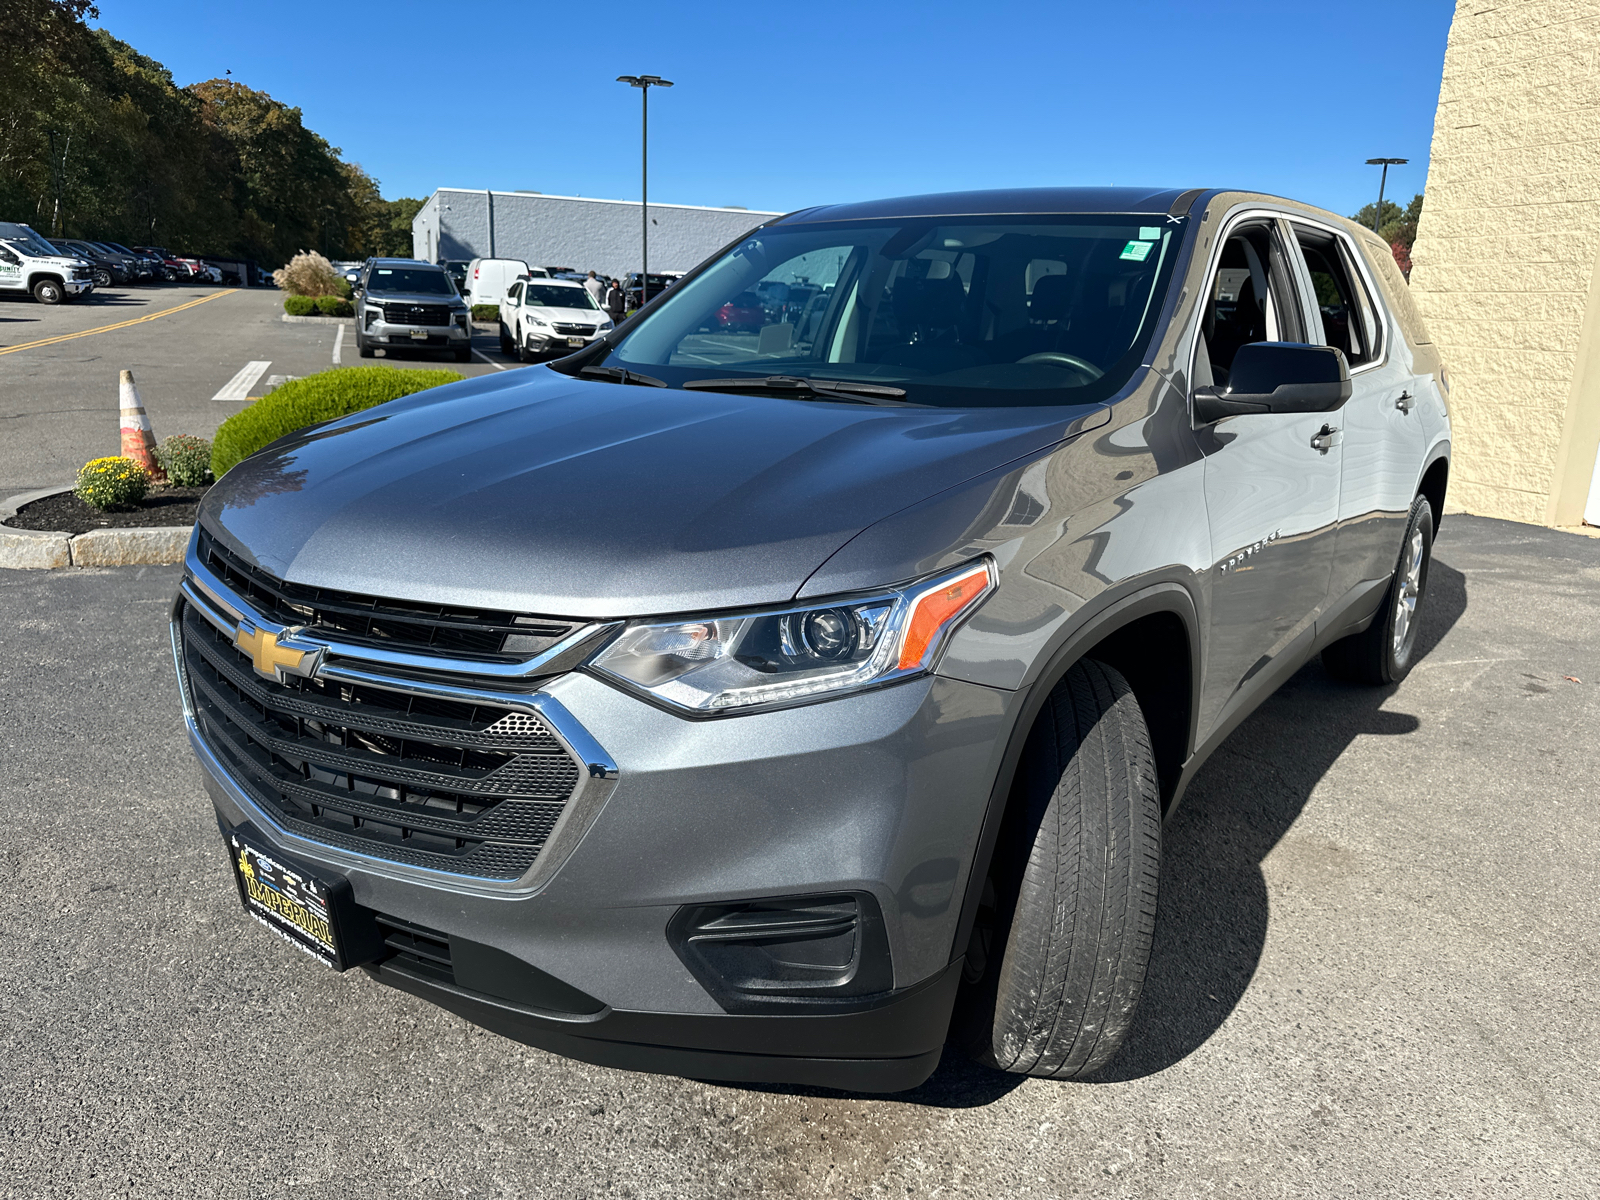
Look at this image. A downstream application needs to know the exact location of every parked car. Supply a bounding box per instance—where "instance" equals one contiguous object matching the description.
[100,241,169,281]
[464,257,532,310]
[714,291,764,332]
[134,247,196,280]
[623,271,677,310]
[52,238,130,287]
[353,257,473,362]
[173,186,1449,1094]
[439,259,472,293]
[0,221,94,302]
[497,278,614,361]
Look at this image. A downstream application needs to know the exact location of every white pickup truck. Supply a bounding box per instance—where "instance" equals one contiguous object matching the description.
[0,221,94,303]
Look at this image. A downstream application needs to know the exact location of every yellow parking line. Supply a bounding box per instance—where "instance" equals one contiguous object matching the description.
[0,289,235,356]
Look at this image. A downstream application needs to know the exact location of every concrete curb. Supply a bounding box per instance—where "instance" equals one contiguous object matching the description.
[1,486,192,570]
[281,313,354,325]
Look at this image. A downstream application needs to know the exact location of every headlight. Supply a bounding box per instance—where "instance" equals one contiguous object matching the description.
[589,560,995,714]
[529,315,550,328]
[596,317,614,331]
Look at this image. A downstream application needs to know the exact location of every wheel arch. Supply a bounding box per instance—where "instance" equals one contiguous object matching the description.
[947,581,1201,968]
[1418,451,1449,534]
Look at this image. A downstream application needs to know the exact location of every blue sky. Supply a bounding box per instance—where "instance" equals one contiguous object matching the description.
[94,0,1453,218]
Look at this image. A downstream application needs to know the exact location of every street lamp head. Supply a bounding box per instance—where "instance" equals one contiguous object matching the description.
[1365,157,1409,165]
[617,74,673,88]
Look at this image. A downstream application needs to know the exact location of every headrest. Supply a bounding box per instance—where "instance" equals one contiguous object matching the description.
[1029,273,1072,322]
[892,275,966,328]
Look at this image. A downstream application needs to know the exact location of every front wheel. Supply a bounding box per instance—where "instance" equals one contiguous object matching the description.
[517,328,534,363]
[452,346,471,363]
[1322,494,1434,685]
[356,329,375,359]
[956,658,1161,1078]
[498,322,515,357]
[32,279,65,304]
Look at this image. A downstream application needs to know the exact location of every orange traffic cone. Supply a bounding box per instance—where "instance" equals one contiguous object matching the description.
[119,369,167,482]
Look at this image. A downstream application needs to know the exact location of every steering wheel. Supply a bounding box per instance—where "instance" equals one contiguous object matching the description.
[1017,351,1104,380]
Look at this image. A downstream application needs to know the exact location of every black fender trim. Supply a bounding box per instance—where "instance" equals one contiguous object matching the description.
[945,580,1202,969]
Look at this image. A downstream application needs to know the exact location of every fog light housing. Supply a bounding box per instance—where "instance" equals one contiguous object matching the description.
[668,892,892,1012]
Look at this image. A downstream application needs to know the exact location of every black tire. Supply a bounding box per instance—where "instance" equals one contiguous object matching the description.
[517,327,534,363]
[92,268,111,288]
[452,346,471,363]
[956,658,1161,1078]
[356,330,374,359]
[32,278,64,304]
[498,322,515,357]
[1322,495,1434,686]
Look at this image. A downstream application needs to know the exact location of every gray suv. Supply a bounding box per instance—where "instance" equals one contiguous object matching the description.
[174,188,1450,1092]
[354,257,473,362]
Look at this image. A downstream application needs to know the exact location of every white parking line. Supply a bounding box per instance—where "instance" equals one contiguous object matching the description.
[332,324,345,365]
[213,360,271,401]
[472,348,508,372]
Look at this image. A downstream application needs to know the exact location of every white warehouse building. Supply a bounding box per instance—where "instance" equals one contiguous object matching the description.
[411,189,782,277]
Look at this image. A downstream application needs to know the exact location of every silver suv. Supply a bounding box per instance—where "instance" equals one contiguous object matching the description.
[354,258,473,363]
[175,187,1449,1092]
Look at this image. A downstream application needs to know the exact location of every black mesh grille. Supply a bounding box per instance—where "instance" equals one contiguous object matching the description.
[382,302,452,326]
[182,605,580,879]
[551,322,597,336]
[195,527,575,663]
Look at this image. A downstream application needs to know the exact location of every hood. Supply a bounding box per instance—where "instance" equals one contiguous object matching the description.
[202,369,1100,618]
[530,306,604,321]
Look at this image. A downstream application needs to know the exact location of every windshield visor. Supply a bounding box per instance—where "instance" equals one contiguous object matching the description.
[367,267,456,295]
[603,214,1182,407]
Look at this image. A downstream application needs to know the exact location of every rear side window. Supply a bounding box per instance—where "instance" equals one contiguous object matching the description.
[1293,227,1380,367]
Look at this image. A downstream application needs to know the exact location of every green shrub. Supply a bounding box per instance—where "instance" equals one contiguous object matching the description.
[154,434,214,487]
[471,304,499,322]
[334,277,353,300]
[211,365,465,478]
[75,456,149,510]
[315,295,353,317]
[284,294,315,316]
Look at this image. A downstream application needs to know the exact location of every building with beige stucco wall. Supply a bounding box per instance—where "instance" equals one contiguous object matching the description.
[1408,0,1600,527]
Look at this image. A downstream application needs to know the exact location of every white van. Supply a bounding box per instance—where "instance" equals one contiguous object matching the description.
[464,257,531,309]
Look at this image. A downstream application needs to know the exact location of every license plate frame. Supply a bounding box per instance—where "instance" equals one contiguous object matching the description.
[225,828,382,971]
[566,336,586,347]
[409,329,430,341]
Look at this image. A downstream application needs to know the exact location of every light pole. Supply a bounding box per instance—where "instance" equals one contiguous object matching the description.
[1365,158,1408,236]
[617,74,673,306]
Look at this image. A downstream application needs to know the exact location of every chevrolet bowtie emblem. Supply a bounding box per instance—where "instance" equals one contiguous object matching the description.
[234,624,314,681]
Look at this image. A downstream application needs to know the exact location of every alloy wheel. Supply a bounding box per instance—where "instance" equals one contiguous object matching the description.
[1392,526,1426,656]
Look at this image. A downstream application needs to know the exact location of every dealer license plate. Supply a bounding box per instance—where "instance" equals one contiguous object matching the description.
[567,337,585,347]
[409,329,429,340]
[226,830,379,971]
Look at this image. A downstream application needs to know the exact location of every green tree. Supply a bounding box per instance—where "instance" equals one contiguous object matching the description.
[1351,191,1424,251]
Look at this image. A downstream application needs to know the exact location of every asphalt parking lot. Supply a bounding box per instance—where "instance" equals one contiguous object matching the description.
[0,285,525,494]
[2,515,1596,1199]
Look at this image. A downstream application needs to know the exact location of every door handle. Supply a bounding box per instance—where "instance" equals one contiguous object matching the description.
[1310,424,1340,453]
[1395,390,1415,414]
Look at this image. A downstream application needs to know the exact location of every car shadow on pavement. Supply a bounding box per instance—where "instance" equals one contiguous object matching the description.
[1090,557,1469,1083]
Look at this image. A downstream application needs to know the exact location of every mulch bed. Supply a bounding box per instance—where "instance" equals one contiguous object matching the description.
[5,485,210,535]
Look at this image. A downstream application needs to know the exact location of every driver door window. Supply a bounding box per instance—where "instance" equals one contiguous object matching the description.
[1196,224,1304,388]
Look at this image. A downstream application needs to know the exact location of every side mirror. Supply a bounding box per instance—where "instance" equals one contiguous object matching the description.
[1194,342,1351,423]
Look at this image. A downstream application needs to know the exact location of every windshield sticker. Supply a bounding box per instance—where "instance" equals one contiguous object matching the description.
[1139,227,1161,240]
[1120,241,1154,262]
[376,269,392,274]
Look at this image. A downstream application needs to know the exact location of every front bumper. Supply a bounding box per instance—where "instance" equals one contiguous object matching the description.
[174,570,1021,1090]
[522,327,604,353]
[365,316,471,346]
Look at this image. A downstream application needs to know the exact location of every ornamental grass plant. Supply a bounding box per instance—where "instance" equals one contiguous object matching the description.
[272,250,345,298]
[75,456,150,510]
[211,365,464,478]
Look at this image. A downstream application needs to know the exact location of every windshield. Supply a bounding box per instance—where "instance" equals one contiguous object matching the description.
[4,232,60,257]
[366,267,455,295]
[524,284,596,309]
[602,214,1182,408]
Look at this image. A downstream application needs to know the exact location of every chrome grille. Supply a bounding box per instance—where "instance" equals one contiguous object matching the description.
[181,605,580,879]
[196,528,574,664]
[382,303,452,326]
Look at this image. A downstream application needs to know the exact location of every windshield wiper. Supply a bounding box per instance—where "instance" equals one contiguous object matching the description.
[679,375,914,405]
[580,365,667,387]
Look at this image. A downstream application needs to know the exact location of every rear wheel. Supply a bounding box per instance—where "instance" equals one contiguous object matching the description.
[32,278,64,305]
[1322,494,1434,685]
[956,658,1161,1078]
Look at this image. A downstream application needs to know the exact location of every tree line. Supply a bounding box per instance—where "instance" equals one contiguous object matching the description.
[0,0,421,265]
